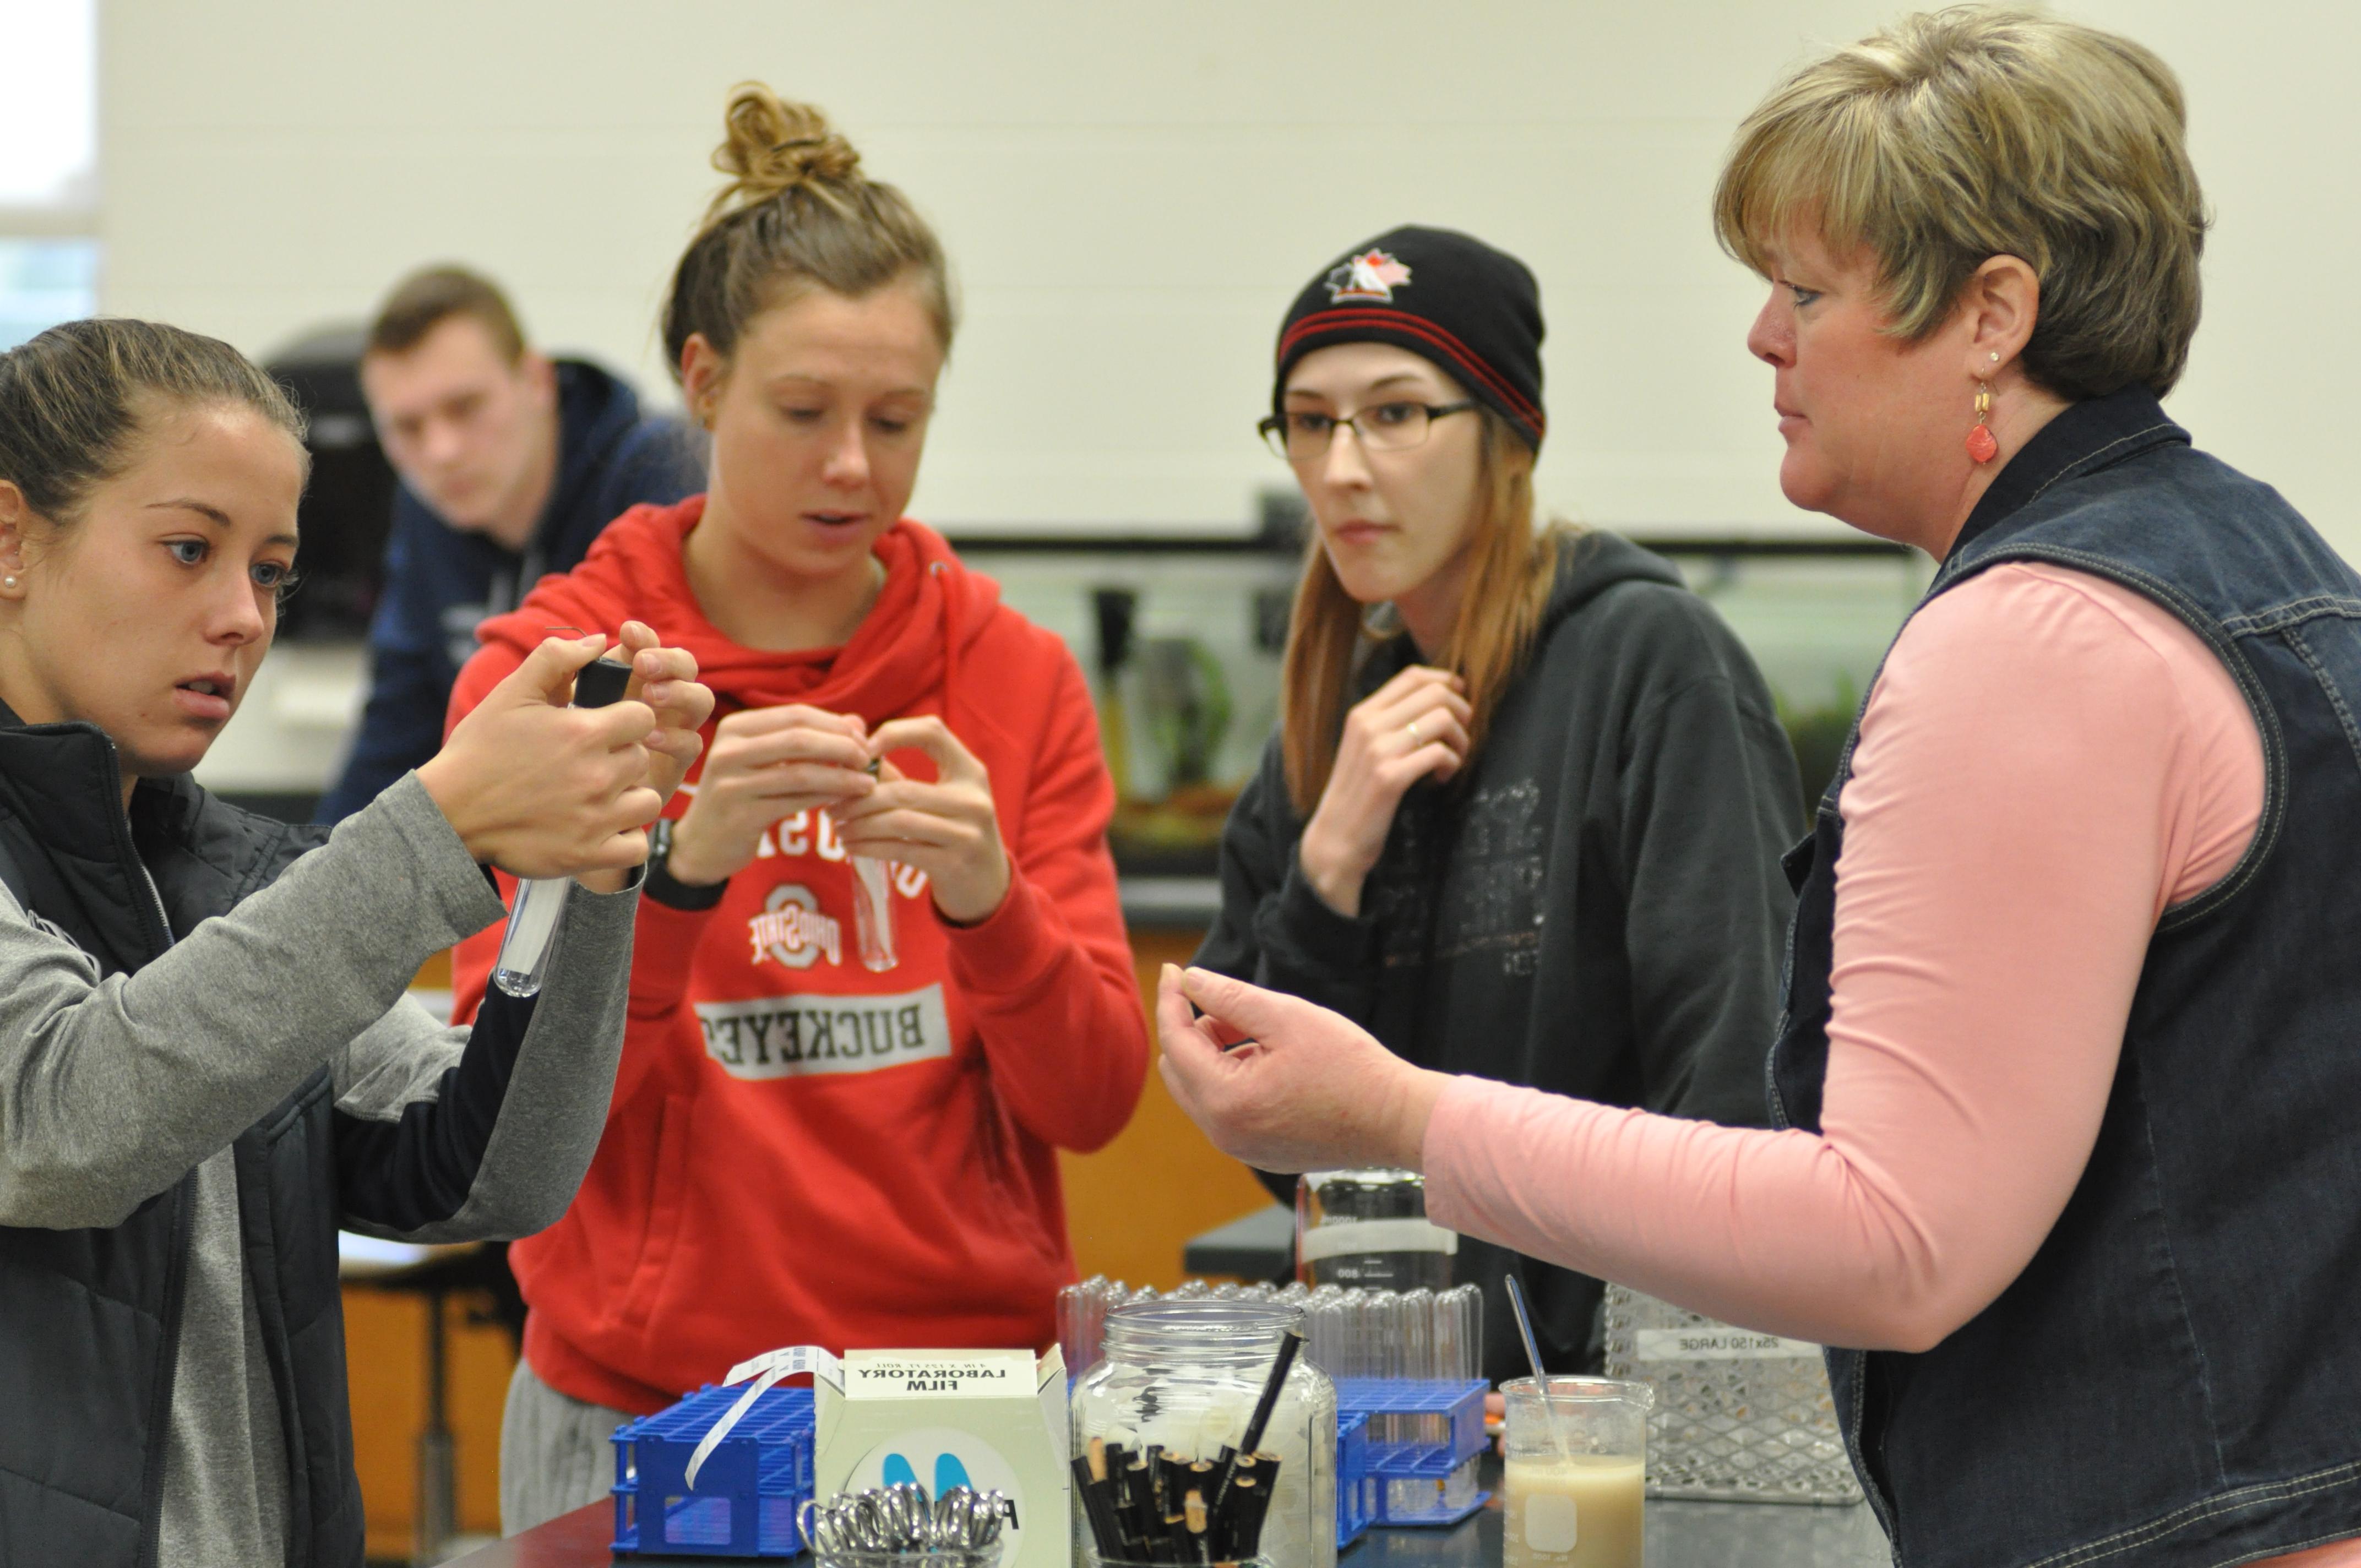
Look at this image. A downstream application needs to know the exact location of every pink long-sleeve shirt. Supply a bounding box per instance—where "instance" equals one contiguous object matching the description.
[1424,563,2357,1567]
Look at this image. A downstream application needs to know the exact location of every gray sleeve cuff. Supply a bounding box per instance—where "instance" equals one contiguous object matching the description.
[0,770,520,1229]
[386,876,637,1243]
[350,771,510,936]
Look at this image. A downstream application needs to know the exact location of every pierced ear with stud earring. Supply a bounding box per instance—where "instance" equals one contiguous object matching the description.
[1966,350,2001,464]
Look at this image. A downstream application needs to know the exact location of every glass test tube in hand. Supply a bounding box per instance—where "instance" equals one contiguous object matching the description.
[851,853,899,971]
[491,656,635,999]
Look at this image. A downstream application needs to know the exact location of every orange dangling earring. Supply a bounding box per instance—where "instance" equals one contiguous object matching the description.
[1966,382,1999,464]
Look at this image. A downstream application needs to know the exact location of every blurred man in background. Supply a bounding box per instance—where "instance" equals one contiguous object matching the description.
[317,265,703,821]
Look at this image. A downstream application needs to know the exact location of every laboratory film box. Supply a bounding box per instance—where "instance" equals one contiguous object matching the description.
[814,1347,1071,1568]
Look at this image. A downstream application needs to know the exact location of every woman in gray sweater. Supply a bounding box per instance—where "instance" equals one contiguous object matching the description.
[1197,227,1800,1380]
[0,318,711,1568]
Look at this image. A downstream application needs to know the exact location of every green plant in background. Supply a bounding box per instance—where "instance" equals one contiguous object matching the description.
[1775,676,1862,821]
[1139,637,1234,791]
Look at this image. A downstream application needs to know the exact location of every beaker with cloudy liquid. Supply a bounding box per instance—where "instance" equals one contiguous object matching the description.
[1502,1376,1651,1568]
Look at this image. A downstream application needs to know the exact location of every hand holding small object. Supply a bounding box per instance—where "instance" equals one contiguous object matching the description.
[419,632,660,880]
[835,715,1011,925]
[1156,963,1448,1173]
[663,702,876,888]
[1298,665,1469,917]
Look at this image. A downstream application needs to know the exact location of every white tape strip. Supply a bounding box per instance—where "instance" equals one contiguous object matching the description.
[683,1344,842,1491]
[1633,1328,1820,1362]
[1297,1217,1460,1261]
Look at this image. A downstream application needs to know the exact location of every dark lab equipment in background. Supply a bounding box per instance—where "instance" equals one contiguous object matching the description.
[1256,484,1311,553]
[1253,586,1293,656]
[1139,636,1232,790]
[265,325,395,643]
[1092,586,1139,681]
[1091,587,1140,802]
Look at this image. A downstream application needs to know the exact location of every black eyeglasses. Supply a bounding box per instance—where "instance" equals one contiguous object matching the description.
[1258,400,1477,461]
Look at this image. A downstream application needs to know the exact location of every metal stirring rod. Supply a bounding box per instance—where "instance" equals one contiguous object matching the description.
[1504,1271,1576,1460]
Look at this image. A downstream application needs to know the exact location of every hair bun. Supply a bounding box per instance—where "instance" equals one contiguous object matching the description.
[705,83,862,224]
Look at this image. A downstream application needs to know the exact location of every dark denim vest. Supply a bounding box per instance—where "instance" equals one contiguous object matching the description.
[1770,388,2361,1567]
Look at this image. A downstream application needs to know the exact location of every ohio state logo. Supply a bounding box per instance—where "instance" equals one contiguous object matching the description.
[1325,248,1412,302]
[747,883,842,969]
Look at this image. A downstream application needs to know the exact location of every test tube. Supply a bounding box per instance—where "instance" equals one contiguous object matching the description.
[1434,1284,1466,1384]
[1061,1279,1100,1372]
[1304,1295,1335,1380]
[1402,1288,1444,1446]
[491,656,634,999]
[1448,1283,1484,1382]
[850,854,899,971]
[1380,1292,1409,1382]
[1402,1287,1435,1380]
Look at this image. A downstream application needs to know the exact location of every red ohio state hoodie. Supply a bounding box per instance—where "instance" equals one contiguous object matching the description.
[447,497,1148,1414]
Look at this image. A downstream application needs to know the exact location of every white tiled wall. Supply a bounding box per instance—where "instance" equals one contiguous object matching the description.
[97,1,2361,557]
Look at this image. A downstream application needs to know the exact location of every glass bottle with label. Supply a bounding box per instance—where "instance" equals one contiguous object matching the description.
[1295,1169,1456,1290]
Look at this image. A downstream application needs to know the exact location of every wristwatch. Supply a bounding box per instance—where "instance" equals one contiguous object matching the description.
[644,816,728,911]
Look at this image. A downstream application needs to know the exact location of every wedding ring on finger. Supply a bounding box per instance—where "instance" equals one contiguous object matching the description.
[1406,717,1425,745]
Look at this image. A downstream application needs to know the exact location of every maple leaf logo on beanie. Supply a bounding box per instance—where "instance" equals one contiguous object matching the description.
[1277,225,1547,448]
[1325,248,1413,303]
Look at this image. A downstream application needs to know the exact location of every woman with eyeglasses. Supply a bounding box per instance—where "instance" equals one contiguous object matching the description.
[1193,226,1803,1380]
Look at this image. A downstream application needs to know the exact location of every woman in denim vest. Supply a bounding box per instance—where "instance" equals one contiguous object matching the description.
[1159,9,2361,1566]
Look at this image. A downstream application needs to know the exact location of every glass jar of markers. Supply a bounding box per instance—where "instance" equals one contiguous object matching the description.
[1070,1299,1336,1568]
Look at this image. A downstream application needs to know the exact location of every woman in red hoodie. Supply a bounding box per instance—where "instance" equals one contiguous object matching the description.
[448,85,1150,1531]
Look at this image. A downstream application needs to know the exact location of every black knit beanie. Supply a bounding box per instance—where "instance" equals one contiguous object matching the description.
[1273,224,1546,449]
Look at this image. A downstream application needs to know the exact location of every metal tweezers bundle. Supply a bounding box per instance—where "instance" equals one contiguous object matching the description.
[798,1482,1008,1566]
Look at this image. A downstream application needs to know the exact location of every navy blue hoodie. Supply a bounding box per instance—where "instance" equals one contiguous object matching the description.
[317,360,704,823]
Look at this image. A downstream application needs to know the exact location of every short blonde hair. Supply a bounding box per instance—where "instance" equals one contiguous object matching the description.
[1714,6,2208,398]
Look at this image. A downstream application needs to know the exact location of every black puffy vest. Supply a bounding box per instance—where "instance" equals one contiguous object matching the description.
[0,708,363,1568]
